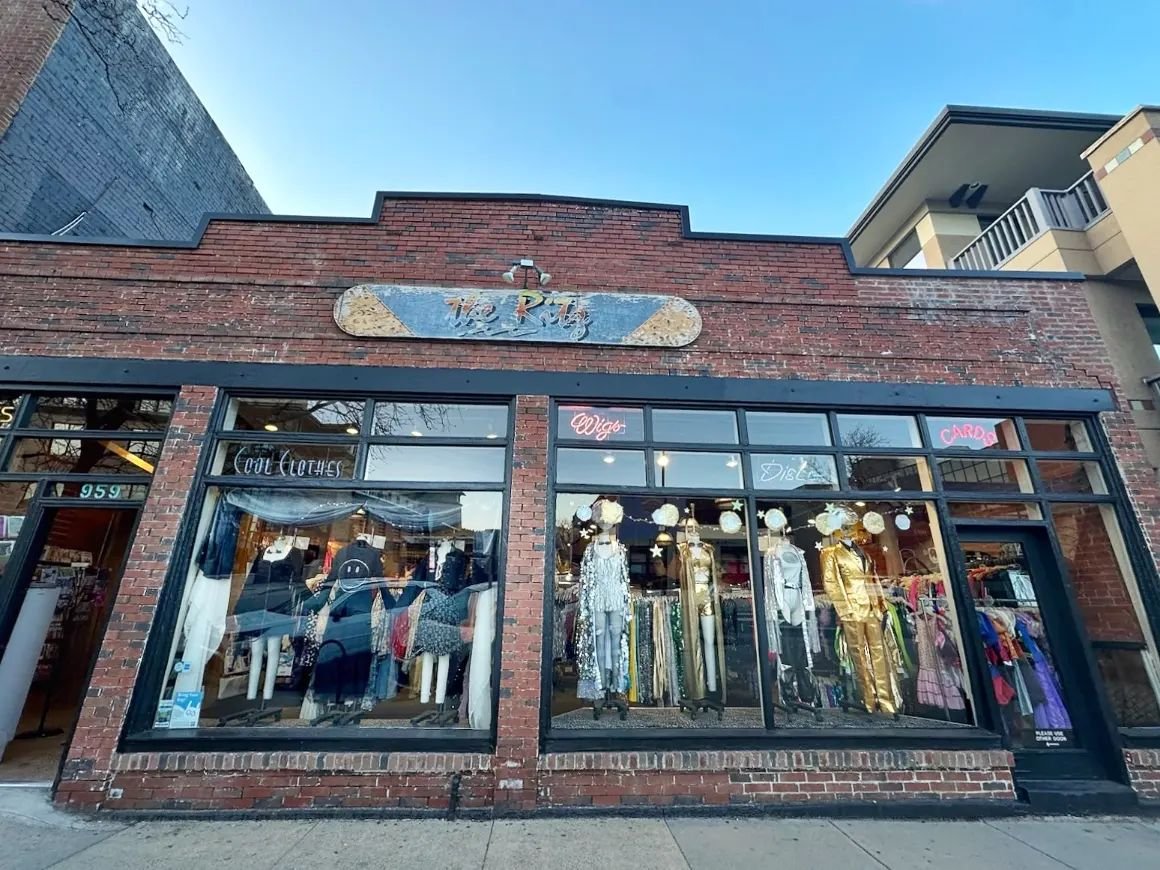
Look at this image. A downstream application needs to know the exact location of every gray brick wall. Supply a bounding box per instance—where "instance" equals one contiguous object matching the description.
[0,0,267,239]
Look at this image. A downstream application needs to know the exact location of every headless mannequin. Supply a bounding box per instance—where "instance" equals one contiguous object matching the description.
[685,522,719,694]
[248,535,294,701]
[420,539,459,705]
[820,520,897,716]
[592,525,625,690]
[765,531,821,719]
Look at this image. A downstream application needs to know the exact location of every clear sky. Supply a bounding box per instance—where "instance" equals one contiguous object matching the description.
[165,0,1148,236]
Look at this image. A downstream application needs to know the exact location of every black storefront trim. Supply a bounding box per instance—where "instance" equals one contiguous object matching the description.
[121,728,493,755]
[1120,727,1160,747]
[121,390,516,751]
[543,727,1004,753]
[0,356,1114,414]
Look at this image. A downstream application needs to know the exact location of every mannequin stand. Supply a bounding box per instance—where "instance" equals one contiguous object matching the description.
[311,705,366,726]
[218,703,282,727]
[774,668,823,724]
[679,690,725,721]
[592,687,628,721]
[412,695,461,727]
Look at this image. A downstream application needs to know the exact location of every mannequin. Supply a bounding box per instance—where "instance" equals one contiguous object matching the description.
[420,539,459,704]
[301,535,389,716]
[411,540,471,708]
[676,518,727,710]
[575,499,631,718]
[820,511,895,715]
[764,528,820,711]
[235,535,305,702]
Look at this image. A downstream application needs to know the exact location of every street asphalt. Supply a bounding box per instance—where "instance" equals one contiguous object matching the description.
[2,786,1159,869]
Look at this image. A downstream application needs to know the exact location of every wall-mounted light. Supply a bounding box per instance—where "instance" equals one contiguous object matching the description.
[726,455,739,468]
[264,423,279,432]
[501,258,551,288]
[656,452,670,467]
[345,427,359,435]
[410,430,423,437]
[602,453,616,464]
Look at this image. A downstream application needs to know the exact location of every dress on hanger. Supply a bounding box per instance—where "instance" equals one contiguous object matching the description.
[914,611,965,710]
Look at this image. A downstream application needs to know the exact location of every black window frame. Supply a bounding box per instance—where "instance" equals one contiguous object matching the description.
[122,390,515,754]
[543,400,1156,753]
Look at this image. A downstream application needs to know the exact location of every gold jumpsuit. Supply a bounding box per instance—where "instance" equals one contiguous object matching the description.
[677,542,727,701]
[820,543,896,714]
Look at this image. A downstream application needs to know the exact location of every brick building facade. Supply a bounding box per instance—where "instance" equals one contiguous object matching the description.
[0,193,1159,814]
[0,0,267,239]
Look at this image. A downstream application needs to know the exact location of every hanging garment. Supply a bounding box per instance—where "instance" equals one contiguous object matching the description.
[914,612,965,710]
[1015,617,1072,729]
[575,540,631,699]
[636,600,654,706]
[677,541,727,701]
[467,585,497,729]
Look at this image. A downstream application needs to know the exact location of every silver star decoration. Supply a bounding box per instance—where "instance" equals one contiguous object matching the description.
[731,500,743,512]
[684,506,692,514]
[814,541,824,551]
[905,505,914,515]
[580,527,592,540]
[756,510,765,520]
[883,546,890,553]
[824,502,837,513]
[650,544,663,558]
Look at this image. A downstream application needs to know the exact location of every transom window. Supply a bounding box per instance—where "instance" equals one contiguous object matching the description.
[553,406,1099,496]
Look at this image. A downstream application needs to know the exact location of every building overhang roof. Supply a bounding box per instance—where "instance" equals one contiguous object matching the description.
[847,106,1119,264]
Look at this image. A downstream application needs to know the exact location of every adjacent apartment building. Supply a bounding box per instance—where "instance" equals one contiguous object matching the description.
[0,0,267,239]
[849,105,1160,480]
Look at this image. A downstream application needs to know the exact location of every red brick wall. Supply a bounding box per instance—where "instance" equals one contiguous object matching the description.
[1052,502,1145,644]
[0,0,67,139]
[55,384,217,809]
[539,750,1016,807]
[2,196,1157,810]
[1125,749,1160,802]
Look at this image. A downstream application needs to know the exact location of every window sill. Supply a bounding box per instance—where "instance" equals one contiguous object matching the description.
[1118,726,1160,747]
[543,727,1003,753]
[120,726,494,756]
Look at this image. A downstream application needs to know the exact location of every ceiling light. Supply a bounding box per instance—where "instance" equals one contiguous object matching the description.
[345,427,359,435]
[855,501,866,507]
[726,455,739,468]
[264,423,279,432]
[486,432,499,440]
[410,430,423,437]
[656,452,670,467]
[602,453,616,464]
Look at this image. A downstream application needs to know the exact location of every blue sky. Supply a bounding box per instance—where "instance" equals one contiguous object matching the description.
[166,0,1147,236]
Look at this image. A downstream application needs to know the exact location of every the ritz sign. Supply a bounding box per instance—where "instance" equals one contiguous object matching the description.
[232,445,345,479]
[0,402,16,426]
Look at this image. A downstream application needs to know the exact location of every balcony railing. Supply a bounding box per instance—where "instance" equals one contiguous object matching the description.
[950,171,1109,271]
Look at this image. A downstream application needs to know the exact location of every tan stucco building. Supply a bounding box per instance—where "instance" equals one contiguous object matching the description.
[850,105,1160,478]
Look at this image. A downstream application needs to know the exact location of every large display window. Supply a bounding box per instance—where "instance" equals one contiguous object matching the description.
[547,403,1160,739]
[139,395,509,736]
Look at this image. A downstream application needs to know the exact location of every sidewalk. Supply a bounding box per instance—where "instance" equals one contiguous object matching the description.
[2,787,1159,869]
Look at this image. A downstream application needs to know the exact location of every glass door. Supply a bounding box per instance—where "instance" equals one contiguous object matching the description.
[959,535,1076,749]
[954,526,1121,783]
